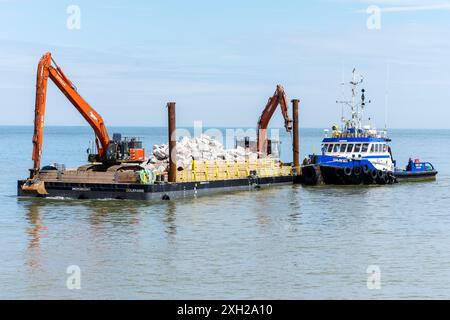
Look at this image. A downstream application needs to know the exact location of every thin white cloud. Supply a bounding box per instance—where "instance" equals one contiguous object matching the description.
[380,3,450,12]
[354,0,450,12]
[352,0,450,5]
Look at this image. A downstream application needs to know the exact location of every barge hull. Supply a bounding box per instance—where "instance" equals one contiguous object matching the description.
[17,175,293,200]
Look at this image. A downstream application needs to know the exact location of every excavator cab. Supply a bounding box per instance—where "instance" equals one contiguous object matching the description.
[87,133,145,164]
[106,141,120,163]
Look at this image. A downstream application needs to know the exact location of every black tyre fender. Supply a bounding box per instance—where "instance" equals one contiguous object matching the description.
[370,169,378,180]
[161,194,170,200]
[378,172,388,184]
[344,167,353,176]
[301,166,317,184]
[387,172,397,184]
[353,166,362,176]
[362,164,370,174]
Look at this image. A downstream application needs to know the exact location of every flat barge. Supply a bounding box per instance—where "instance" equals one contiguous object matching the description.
[19,52,303,201]
[18,175,294,200]
[18,155,295,200]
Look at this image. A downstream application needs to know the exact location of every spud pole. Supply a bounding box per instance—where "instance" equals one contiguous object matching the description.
[167,102,177,183]
[292,99,300,174]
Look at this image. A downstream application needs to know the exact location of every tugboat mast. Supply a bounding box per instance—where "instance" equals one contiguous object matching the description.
[336,68,370,137]
[349,68,364,132]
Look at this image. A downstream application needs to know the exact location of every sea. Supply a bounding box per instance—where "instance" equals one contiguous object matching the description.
[1,126,449,299]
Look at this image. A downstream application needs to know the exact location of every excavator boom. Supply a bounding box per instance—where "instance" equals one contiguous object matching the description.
[31,52,110,175]
[257,85,293,156]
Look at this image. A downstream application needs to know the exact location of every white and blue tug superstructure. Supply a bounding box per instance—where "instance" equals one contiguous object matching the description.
[300,69,437,185]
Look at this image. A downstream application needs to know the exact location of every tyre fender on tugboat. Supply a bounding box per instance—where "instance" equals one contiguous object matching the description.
[362,164,370,174]
[370,169,378,180]
[377,171,388,184]
[387,172,397,184]
[344,167,352,176]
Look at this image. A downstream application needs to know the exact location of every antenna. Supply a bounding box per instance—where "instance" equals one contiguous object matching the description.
[340,66,345,126]
[384,62,390,131]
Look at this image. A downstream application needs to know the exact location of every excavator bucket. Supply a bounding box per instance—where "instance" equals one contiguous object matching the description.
[21,179,48,195]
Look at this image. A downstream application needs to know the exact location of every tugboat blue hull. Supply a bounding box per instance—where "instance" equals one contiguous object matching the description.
[300,164,397,186]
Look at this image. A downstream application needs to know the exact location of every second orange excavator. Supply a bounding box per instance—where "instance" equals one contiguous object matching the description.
[256,85,293,157]
[31,52,145,177]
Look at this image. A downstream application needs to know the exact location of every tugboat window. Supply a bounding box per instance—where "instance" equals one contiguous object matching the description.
[346,144,354,153]
[375,144,379,152]
[333,144,340,152]
[370,144,375,153]
[340,144,347,152]
[328,144,333,152]
[322,144,328,152]
[362,143,369,153]
[354,144,361,152]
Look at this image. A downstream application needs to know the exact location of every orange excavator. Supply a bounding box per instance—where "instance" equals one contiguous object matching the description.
[257,85,293,157]
[30,52,145,178]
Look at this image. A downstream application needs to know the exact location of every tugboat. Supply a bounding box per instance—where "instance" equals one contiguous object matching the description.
[301,69,437,185]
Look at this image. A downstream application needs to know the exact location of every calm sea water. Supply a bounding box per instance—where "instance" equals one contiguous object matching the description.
[1,126,449,299]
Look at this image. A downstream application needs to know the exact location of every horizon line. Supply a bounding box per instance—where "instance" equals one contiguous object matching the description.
[1,124,450,130]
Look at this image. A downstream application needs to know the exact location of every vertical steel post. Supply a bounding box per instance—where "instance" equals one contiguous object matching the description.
[167,102,177,183]
[292,99,300,174]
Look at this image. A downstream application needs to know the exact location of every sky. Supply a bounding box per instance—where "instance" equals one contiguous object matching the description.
[0,0,450,129]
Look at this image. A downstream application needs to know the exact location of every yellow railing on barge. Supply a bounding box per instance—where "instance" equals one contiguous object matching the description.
[176,159,292,183]
[35,159,292,185]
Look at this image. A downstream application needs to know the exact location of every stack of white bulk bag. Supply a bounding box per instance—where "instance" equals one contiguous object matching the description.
[141,135,268,173]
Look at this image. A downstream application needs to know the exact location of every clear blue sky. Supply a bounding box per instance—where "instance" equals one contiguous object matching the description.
[1,0,449,128]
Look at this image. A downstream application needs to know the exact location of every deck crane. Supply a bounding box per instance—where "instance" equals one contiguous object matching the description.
[30,52,145,178]
[256,85,293,157]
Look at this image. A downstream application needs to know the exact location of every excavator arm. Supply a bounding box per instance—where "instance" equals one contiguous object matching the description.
[31,52,110,175]
[257,85,293,156]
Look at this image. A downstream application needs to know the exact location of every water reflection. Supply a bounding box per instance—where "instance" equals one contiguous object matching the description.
[165,201,177,237]
[19,197,180,242]
[286,185,302,231]
[25,201,47,249]
[24,200,48,270]
[87,201,142,227]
